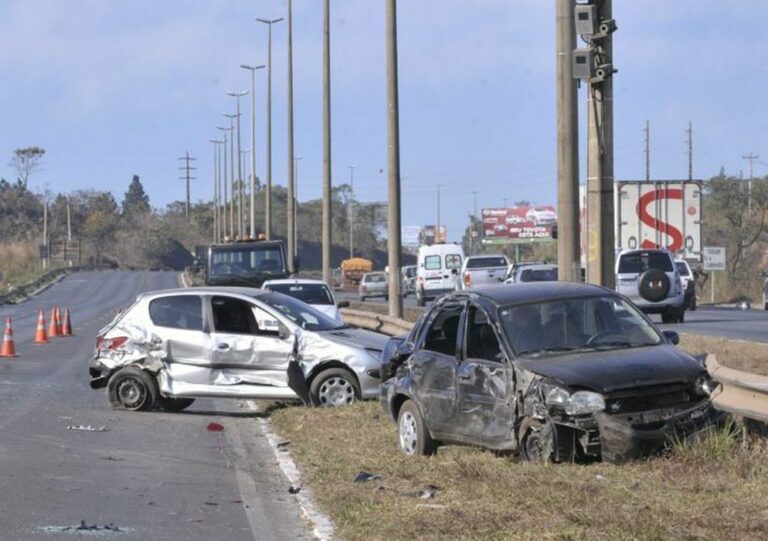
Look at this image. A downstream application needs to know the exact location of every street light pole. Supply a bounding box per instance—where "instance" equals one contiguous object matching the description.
[256,16,284,241]
[321,0,332,284]
[216,125,232,239]
[286,0,296,271]
[223,113,238,238]
[294,155,302,256]
[386,0,403,317]
[347,164,356,258]
[227,91,248,238]
[209,139,223,242]
[241,64,265,238]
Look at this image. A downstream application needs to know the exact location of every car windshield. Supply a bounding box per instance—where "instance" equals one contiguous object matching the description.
[258,292,344,331]
[498,295,662,357]
[519,268,558,282]
[210,245,286,276]
[365,273,387,283]
[676,262,690,276]
[265,283,334,305]
[466,256,507,269]
[618,252,673,273]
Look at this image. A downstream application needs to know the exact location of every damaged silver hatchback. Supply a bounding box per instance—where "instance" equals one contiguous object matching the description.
[380,282,725,463]
[90,288,386,410]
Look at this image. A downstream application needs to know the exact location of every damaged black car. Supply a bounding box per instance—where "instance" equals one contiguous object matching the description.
[380,282,725,463]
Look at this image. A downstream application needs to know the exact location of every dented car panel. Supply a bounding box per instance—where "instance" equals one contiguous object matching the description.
[90,287,387,405]
[381,282,724,462]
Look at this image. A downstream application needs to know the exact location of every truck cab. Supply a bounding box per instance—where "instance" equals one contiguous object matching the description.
[205,239,291,288]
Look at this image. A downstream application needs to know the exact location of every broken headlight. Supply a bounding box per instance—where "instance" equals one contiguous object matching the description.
[565,391,606,415]
[545,387,570,407]
[694,374,717,397]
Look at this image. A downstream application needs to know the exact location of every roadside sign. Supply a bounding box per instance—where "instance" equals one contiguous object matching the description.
[702,246,726,271]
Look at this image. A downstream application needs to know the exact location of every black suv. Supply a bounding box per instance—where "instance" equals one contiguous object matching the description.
[380,283,723,463]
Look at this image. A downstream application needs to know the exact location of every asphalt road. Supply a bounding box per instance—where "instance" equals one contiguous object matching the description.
[0,270,309,541]
[338,290,768,343]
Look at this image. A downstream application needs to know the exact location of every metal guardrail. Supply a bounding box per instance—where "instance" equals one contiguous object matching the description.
[0,265,114,305]
[707,355,768,423]
[340,308,414,337]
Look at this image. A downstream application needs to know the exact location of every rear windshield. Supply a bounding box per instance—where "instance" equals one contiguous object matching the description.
[618,252,673,273]
[445,254,462,269]
[210,244,286,276]
[675,262,690,276]
[364,273,387,283]
[466,256,507,269]
[519,268,558,282]
[424,255,441,270]
[265,283,334,305]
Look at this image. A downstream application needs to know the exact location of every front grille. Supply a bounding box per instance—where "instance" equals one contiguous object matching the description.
[605,383,693,414]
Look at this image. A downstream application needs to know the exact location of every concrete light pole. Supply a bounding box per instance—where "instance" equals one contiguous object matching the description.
[256,16,284,240]
[293,155,302,256]
[386,0,403,317]
[216,125,233,239]
[321,0,332,284]
[209,139,223,242]
[286,0,296,271]
[347,164,356,258]
[227,91,248,238]
[223,113,238,238]
[241,64,265,238]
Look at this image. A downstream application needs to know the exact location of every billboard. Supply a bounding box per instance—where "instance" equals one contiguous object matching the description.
[421,225,447,245]
[481,205,557,242]
[402,226,422,246]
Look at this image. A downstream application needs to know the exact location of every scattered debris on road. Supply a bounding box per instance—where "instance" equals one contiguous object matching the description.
[288,484,302,494]
[353,471,381,483]
[415,485,440,500]
[41,521,124,533]
[206,422,224,432]
[66,425,109,432]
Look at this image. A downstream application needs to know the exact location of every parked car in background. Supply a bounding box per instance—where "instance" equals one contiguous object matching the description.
[459,254,509,290]
[505,263,558,284]
[402,265,417,297]
[379,283,723,463]
[504,260,547,281]
[262,278,348,322]
[616,249,685,323]
[359,271,388,301]
[416,243,464,306]
[90,288,387,410]
[675,260,697,311]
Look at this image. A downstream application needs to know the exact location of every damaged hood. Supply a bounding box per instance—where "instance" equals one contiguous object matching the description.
[516,345,704,394]
[315,327,388,354]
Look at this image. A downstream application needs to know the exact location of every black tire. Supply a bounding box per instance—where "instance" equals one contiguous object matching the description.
[107,367,159,411]
[397,400,437,456]
[661,311,674,324]
[638,269,670,302]
[417,290,426,307]
[158,397,195,412]
[677,310,685,324]
[689,295,697,311]
[310,367,360,407]
[521,422,556,463]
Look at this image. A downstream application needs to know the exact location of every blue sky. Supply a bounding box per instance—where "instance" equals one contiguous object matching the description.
[1,0,767,242]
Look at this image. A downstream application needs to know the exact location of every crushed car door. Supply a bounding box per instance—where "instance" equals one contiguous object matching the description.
[208,296,294,387]
[411,301,465,433]
[455,304,514,443]
[147,295,210,381]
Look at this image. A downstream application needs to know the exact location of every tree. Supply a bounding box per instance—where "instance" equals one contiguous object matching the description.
[122,175,150,220]
[9,147,45,188]
[82,192,118,263]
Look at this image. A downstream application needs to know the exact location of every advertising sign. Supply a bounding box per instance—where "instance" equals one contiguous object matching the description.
[481,205,557,242]
[402,226,422,246]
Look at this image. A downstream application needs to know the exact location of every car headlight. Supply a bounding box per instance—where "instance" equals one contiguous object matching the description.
[545,387,570,407]
[694,375,717,397]
[565,391,606,415]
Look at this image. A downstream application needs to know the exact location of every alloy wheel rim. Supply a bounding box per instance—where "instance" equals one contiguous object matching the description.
[318,377,355,407]
[399,411,418,454]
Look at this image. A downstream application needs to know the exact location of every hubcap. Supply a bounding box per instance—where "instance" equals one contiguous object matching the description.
[117,377,146,409]
[399,411,418,454]
[318,376,355,407]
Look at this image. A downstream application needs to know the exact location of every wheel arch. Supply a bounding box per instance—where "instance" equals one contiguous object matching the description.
[307,360,361,390]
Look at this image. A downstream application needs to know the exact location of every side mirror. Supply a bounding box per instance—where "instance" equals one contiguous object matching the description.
[663,330,680,345]
[337,300,350,308]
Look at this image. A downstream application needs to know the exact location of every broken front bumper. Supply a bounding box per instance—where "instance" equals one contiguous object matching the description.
[595,400,728,463]
[89,358,110,389]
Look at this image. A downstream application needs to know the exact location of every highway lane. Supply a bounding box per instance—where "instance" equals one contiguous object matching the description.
[0,270,309,541]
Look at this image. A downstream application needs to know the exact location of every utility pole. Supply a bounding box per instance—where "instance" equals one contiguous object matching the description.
[209,139,223,242]
[66,197,72,242]
[743,152,758,214]
[471,190,478,255]
[178,151,197,223]
[644,120,650,181]
[294,155,302,256]
[286,0,296,271]
[579,0,617,288]
[256,16,284,240]
[556,0,580,282]
[347,164,356,258]
[241,64,265,238]
[386,0,403,317]
[42,200,48,270]
[216,125,233,239]
[224,113,238,237]
[321,0,332,284]
[686,122,693,181]
[241,148,250,233]
[227,91,248,237]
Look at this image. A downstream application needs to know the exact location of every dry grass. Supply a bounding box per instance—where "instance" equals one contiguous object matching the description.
[0,242,42,292]
[680,333,768,376]
[272,402,768,541]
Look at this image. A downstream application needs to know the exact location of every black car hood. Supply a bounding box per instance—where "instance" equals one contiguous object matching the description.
[515,345,704,394]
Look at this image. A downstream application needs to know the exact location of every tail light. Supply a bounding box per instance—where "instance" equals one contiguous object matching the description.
[96,336,128,351]
[464,272,471,287]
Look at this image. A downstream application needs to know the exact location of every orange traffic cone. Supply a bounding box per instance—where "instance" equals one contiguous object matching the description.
[1,317,17,357]
[34,309,48,344]
[62,308,73,336]
[55,307,63,336]
[48,307,60,338]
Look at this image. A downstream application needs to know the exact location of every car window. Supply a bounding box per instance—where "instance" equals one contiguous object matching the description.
[211,296,260,334]
[675,262,690,276]
[210,244,286,276]
[519,268,558,282]
[445,254,462,269]
[258,292,344,331]
[423,303,464,356]
[364,273,386,283]
[149,295,203,330]
[424,255,441,270]
[466,256,507,269]
[465,306,503,362]
[618,252,673,273]
[266,283,334,305]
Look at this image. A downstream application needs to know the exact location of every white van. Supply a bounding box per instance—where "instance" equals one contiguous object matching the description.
[415,243,465,306]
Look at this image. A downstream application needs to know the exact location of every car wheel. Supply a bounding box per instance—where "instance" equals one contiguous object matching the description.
[417,291,426,307]
[158,397,195,412]
[107,367,158,411]
[310,367,360,407]
[397,400,437,456]
[521,421,555,463]
[677,310,685,324]
[690,295,697,311]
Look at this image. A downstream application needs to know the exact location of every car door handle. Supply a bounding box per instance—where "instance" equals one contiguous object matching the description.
[458,373,474,384]
[216,343,230,351]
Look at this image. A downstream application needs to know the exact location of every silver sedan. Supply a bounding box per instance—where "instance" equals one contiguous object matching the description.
[89,287,387,410]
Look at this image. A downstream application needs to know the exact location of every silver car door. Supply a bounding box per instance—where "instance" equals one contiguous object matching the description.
[209,295,294,388]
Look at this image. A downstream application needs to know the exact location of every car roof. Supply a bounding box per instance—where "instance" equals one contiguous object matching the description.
[520,264,557,271]
[136,286,268,301]
[453,282,611,308]
[262,278,329,286]
[466,254,507,260]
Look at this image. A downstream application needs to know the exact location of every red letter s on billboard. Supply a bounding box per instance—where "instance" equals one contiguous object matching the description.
[636,188,683,251]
